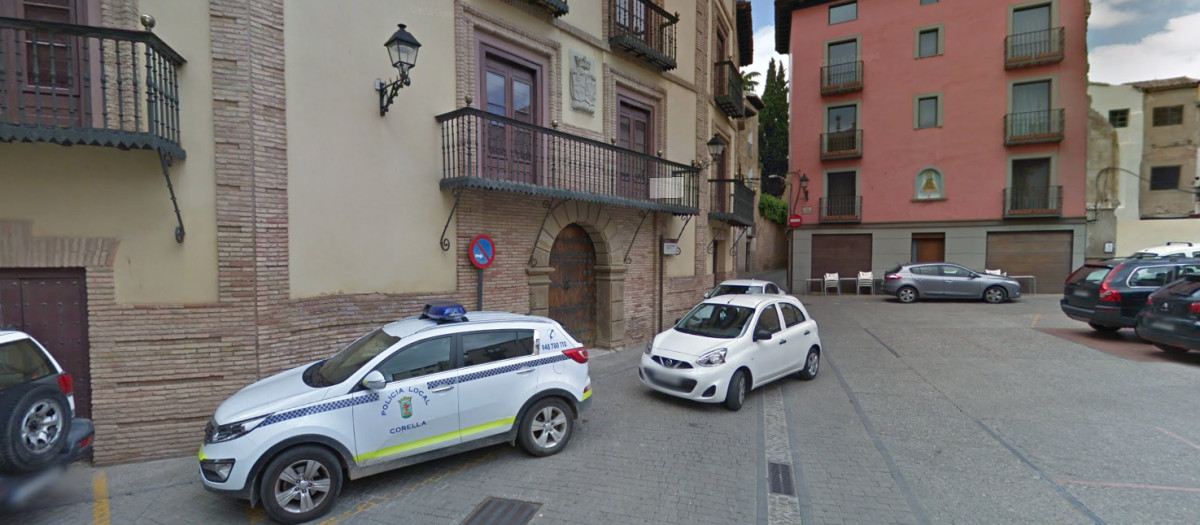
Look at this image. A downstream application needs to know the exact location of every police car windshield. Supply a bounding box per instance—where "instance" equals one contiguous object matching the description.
[311,329,400,387]
[674,304,755,339]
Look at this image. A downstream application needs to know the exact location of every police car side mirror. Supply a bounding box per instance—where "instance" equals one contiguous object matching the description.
[362,370,386,391]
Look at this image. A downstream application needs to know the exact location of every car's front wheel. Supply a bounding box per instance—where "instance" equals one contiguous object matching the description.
[797,348,820,381]
[518,397,573,457]
[983,286,1007,304]
[259,445,343,525]
[0,382,71,474]
[723,369,748,411]
[896,286,918,304]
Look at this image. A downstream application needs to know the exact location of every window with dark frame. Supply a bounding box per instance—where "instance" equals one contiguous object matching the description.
[1108,109,1129,128]
[1150,166,1181,191]
[1152,105,1183,126]
[917,28,940,58]
[829,1,857,24]
[920,0,939,4]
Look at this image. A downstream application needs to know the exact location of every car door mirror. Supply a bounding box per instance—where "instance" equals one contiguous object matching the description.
[362,370,386,390]
[754,328,773,342]
[970,273,980,279]
[704,290,714,299]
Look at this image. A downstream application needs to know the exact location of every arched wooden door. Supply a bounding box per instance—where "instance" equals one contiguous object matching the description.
[549,224,597,347]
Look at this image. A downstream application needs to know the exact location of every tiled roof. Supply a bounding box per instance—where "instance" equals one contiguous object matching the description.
[1128,77,1200,92]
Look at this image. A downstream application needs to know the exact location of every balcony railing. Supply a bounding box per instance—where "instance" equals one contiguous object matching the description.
[1005,109,1064,146]
[1005,27,1065,68]
[1004,185,1062,218]
[713,60,744,119]
[525,0,569,17]
[436,107,700,215]
[0,17,185,158]
[819,196,862,223]
[821,60,863,95]
[608,0,678,71]
[820,129,862,160]
[708,179,754,227]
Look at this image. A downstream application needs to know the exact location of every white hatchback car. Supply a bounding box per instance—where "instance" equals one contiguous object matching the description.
[639,295,821,411]
[199,302,592,524]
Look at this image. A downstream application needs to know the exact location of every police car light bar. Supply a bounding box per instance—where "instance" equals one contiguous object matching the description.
[421,301,468,323]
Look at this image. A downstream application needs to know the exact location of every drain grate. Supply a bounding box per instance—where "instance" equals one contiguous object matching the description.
[461,497,541,525]
[768,462,796,496]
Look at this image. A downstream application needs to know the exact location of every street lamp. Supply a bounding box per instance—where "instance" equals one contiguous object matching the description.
[376,23,421,117]
[798,173,810,202]
[706,135,726,161]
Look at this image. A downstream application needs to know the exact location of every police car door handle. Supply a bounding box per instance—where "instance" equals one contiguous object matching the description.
[804,330,811,335]
[778,339,787,345]
[431,385,454,393]
[516,368,535,375]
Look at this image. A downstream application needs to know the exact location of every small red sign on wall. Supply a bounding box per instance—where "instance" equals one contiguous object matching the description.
[788,214,803,228]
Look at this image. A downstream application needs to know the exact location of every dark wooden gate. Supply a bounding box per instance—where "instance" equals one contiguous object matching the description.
[0,269,90,418]
[549,224,597,347]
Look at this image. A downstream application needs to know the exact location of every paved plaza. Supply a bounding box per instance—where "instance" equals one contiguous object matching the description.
[9,292,1200,524]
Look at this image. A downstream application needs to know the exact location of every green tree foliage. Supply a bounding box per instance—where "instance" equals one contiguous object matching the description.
[758,59,789,198]
[740,70,761,93]
[758,193,788,226]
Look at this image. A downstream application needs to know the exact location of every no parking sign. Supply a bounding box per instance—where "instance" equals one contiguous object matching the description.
[468,234,495,269]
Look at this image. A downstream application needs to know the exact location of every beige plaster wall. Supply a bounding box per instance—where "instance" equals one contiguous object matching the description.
[285,0,459,298]
[1116,219,1200,254]
[1140,87,1199,217]
[666,215,697,277]
[0,0,218,304]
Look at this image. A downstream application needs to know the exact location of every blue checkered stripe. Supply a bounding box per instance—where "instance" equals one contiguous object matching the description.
[261,392,380,427]
[426,354,570,390]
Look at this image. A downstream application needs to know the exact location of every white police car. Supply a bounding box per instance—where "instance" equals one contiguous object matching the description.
[198,302,592,524]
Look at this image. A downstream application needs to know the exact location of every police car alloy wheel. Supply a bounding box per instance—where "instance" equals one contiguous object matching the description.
[519,397,573,457]
[259,445,342,524]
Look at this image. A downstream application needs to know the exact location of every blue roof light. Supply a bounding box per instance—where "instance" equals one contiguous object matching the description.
[421,301,468,323]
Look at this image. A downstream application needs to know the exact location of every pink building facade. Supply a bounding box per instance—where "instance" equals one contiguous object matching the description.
[776,0,1089,293]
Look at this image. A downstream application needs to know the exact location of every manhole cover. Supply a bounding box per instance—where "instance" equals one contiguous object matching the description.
[461,497,541,525]
[768,462,796,496]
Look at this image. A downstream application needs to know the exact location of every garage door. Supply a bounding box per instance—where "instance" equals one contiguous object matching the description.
[811,234,872,293]
[986,231,1072,292]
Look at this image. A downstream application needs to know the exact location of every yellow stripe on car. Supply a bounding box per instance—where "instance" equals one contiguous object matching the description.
[354,417,516,464]
[198,447,208,461]
[582,388,592,401]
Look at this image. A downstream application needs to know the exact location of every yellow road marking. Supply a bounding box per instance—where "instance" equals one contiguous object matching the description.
[245,506,266,523]
[318,449,501,525]
[92,472,110,525]
[1032,312,1042,328]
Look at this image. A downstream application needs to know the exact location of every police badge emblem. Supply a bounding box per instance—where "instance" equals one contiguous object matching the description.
[400,396,413,419]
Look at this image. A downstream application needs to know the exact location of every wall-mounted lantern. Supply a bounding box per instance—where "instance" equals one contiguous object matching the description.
[376,24,421,117]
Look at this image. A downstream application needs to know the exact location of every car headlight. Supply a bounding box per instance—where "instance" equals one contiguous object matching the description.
[644,341,653,355]
[206,414,270,444]
[696,348,727,367]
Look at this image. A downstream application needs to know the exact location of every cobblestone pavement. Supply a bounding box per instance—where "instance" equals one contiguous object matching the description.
[9,293,1200,524]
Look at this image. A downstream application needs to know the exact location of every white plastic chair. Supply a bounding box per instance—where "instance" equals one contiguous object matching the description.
[823,273,840,295]
[985,269,1002,276]
[857,271,874,295]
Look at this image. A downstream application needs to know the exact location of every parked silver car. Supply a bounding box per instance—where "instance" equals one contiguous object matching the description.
[882,263,1022,304]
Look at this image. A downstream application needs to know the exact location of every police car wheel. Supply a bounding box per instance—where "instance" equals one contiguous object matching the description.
[518,398,573,457]
[259,446,342,524]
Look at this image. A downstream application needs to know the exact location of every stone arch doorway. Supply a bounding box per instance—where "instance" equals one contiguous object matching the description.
[548,224,598,347]
[527,202,626,349]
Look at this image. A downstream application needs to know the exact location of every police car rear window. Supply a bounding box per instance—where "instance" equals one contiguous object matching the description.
[461,330,534,366]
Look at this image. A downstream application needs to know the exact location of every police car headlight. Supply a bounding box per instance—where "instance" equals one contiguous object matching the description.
[207,414,270,444]
[696,348,727,367]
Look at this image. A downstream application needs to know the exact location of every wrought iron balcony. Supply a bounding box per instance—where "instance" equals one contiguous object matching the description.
[713,60,744,119]
[820,129,862,160]
[1004,185,1062,218]
[708,179,754,227]
[1005,109,1064,146]
[608,0,677,71]
[819,196,862,223]
[525,0,569,17]
[1005,27,1065,69]
[436,107,700,215]
[0,17,185,159]
[821,60,863,95]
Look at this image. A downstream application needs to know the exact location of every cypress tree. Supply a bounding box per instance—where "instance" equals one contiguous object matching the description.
[758,59,790,198]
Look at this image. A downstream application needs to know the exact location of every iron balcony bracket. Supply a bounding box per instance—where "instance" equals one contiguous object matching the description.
[158,150,185,243]
[440,187,464,251]
[730,226,749,257]
[623,210,649,265]
[674,215,692,240]
[529,198,568,266]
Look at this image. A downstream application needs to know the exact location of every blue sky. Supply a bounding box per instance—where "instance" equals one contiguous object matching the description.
[745,0,1200,90]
